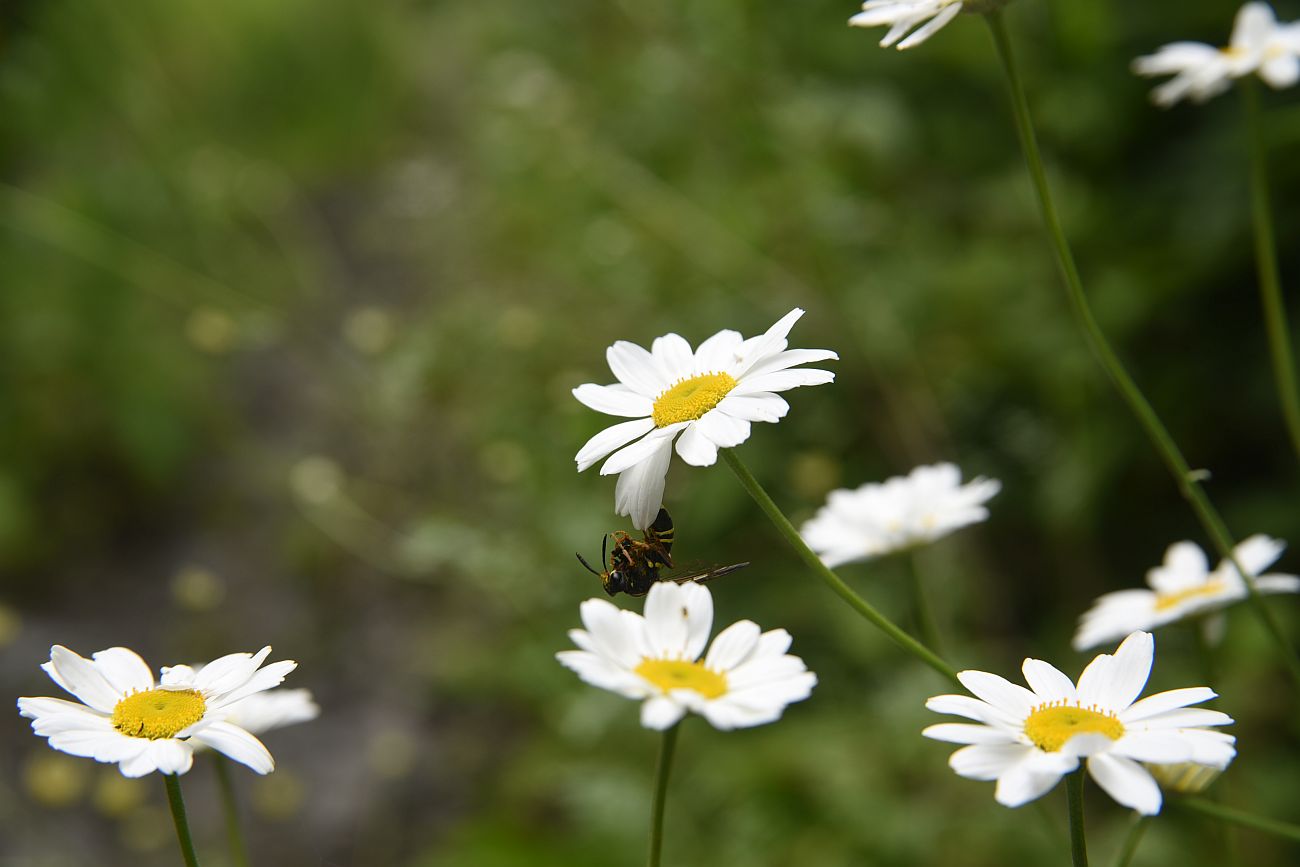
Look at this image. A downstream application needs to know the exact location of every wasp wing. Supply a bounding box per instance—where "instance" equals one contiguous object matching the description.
[665,562,749,586]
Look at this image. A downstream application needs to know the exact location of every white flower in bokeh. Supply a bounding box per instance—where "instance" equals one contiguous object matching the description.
[1073,535,1300,651]
[924,631,1235,815]
[850,1,964,50]
[557,582,817,730]
[1133,3,1300,106]
[800,463,999,567]
[573,308,836,530]
[18,646,296,777]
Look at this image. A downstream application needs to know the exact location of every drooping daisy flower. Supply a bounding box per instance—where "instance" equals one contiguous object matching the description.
[1073,535,1299,651]
[556,581,817,730]
[573,308,836,530]
[1133,2,1300,107]
[924,631,1235,815]
[849,1,964,50]
[800,463,1000,567]
[18,645,296,777]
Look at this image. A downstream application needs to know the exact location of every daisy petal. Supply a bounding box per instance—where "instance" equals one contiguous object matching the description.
[957,670,1039,718]
[704,620,761,671]
[1087,753,1162,815]
[640,696,687,730]
[190,721,274,774]
[948,743,1033,781]
[575,417,656,471]
[1076,632,1152,711]
[43,646,122,714]
[614,434,674,531]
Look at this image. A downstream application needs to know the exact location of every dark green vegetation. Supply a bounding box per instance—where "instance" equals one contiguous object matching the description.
[2,0,1299,864]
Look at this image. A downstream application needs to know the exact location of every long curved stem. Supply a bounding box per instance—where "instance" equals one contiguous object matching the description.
[164,774,202,867]
[906,551,945,655]
[1243,80,1300,465]
[647,724,680,867]
[1179,797,1300,843]
[213,755,251,867]
[1113,815,1149,867]
[984,10,1300,691]
[721,449,960,685]
[1067,771,1089,867]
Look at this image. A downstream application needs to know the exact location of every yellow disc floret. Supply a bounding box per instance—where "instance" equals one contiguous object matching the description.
[634,658,728,699]
[651,372,738,428]
[1023,701,1124,753]
[112,688,207,739]
[1154,580,1227,612]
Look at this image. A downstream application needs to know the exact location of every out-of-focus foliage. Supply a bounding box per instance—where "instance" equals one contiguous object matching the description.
[2,0,1299,864]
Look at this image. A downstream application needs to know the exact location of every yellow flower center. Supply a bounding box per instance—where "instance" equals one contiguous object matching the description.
[1154,579,1227,612]
[1023,702,1124,753]
[651,372,737,428]
[634,658,728,699]
[111,688,207,739]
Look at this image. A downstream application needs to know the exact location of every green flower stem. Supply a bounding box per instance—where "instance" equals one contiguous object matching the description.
[213,755,251,867]
[984,10,1300,691]
[1067,770,1089,867]
[721,449,960,686]
[1243,79,1300,465]
[647,723,680,867]
[1113,815,1149,867]
[906,551,945,655]
[1178,797,1300,844]
[164,774,202,867]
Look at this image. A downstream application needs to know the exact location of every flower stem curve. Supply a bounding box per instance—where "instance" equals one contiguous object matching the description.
[648,723,680,867]
[1067,770,1089,867]
[213,755,251,867]
[164,773,202,867]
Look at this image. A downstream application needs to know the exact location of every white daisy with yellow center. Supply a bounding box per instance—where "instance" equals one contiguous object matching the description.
[573,308,836,530]
[556,582,817,730]
[849,1,964,51]
[1073,535,1299,651]
[1133,2,1300,107]
[924,631,1235,815]
[800,463,1000,567]
[18,645,296,777]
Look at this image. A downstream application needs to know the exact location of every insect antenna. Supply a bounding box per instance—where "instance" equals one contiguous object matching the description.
[575,552,602,577]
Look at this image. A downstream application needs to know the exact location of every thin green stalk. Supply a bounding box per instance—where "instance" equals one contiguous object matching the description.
[164,774,202,867]
[906,551,945,655]
[1243,80,1300,465]
[647,724,680,867]
[1067,771,1089,867]
[1178,797,1300,844]
[213,755,251,867]
[984,10,1300,691]
[1113,815,1149,867]
[720,449,960,685]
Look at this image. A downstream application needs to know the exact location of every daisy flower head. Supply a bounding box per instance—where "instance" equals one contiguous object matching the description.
[18,645,296,777]
[1073,535,1299,651]
[800,463,1000,567]
[556,581,817,730]
[924,631,1235,815]
[1133,3,1300,107]
[572,308,837,530]
[849,1,964,51]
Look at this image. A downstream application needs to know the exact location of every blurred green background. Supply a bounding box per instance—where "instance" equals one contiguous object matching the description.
[3,0,1300,864]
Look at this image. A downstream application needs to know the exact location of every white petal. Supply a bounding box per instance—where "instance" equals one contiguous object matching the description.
[741,348,839,380]
[674,423,719,467]
[576,417,657,471]
[643,582,712,660]
[90,648,155,696]
[118,741,167,777]
[607,340,668,395]
[42,646,123,713]
[1086,753,1163,815]
[922,723,1017,745]
[556,650,647,698]
[1021,659,1078,703]
[1227,534,1285,576]
[614,435,673,531]
[897,3,962,50]
[18,696,107,723]
[601,427,681,476]
[1261,52,1300,88]
[640,696,686,730]
[730,308,803,378]
[948,743,1033,781]
[579,597,643,668]
[695,409,751,449]
[1130,707,1234,729]
[208,660,297,710]
[703,620,761,671]
[190,721,275,774]
[148,739,195,776]
[1111,732,1193,764]
[1120,687,1217,722]
[730,368,835,395]
[715,393,789,423]
[994,756,1073,808]
[651,333,695,376]
[693,329,745,373]
[1075,632,1153,711]
[957,670,1039,718]
[195,647,273,696]
[925,694,1021,729]
[572,383,654,418]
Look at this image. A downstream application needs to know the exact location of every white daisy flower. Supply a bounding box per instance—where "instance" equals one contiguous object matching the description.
[1073,535,1300,651]
[849,1,964,51]
[800,463,1000,567]
[556,581,817,730]
[210,687,319,737]
[924,631,1236,815]
[573,308,837,530]
[1134,2,1300,107]
[18,645,296,777]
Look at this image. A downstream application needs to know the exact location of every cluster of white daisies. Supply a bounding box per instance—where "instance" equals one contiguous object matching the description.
[565,307,1296,815]
[851,1,1300,107]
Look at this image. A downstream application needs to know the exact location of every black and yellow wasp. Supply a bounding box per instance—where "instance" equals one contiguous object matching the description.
[576,508,748,597]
